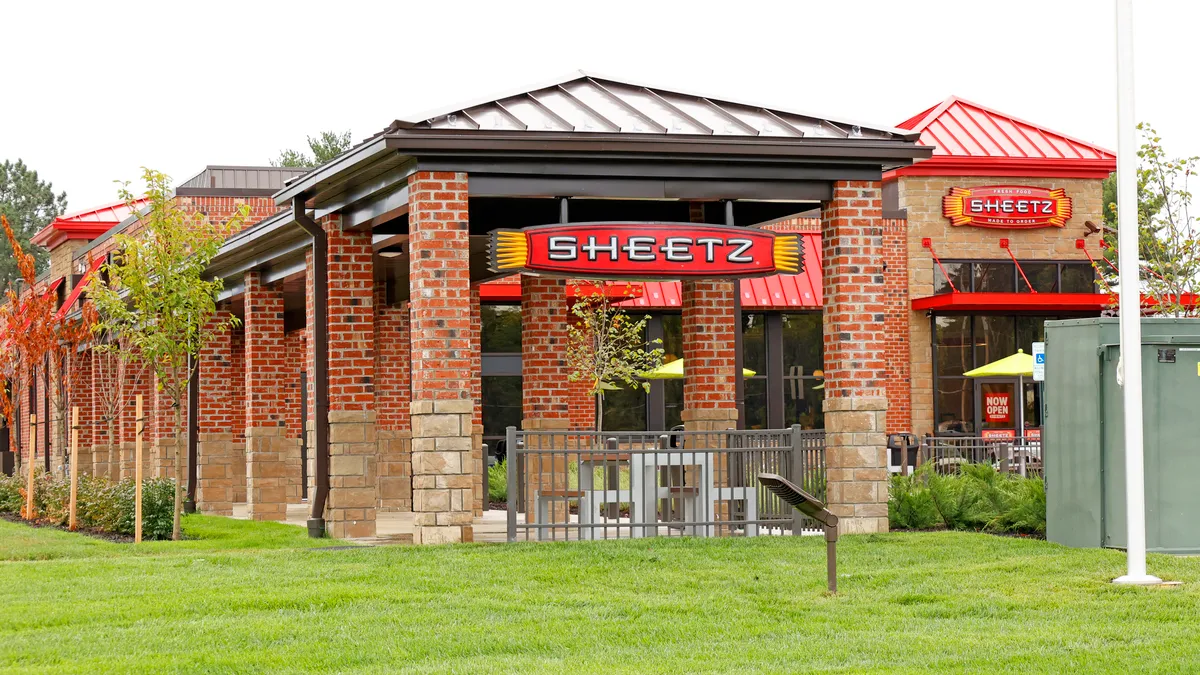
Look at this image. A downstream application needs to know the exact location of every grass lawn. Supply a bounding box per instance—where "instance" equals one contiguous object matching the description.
[1,516,1198,674]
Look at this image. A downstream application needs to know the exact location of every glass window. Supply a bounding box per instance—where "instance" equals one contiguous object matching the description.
[481,305,521,353]
[934,262,970,295]
[784,377,824,429]
[974,263,1015,293]
[781,313,822,378]
[974,315,1015,369]
[1061,263,1097,293]
[1019,263,1059,293]
[664,379,683,430]
[1016,316,1050,355]
[661,314,683,364]
[936,378,974,434]
[744,377,768,430]
[481,376,522,438]
[742,314,767,374]
[1023,381,1042,429]
[934,315,973,377]
[601,385,646,431]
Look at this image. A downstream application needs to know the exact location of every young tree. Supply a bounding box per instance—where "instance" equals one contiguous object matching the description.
[47,299,96,476]
[565,283,663,436]
[0,159,68,285]
[1102,124,1200,317]
[91,328,147,480]
[89,169,246,540]
[272,130,353,168]
[0,215,59,517]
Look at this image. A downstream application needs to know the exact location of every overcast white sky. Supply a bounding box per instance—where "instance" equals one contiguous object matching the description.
[2,0,1196,210]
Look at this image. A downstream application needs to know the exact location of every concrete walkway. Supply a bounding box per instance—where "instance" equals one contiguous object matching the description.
[229,503,511,544]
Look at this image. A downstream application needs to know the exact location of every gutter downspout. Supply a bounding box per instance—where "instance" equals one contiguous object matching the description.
[293,197,330,538]
[184,354,198,513]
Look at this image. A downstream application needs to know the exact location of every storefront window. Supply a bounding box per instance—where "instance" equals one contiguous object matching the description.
[973,315,1015,368]
[934,262,969,295]
[1016,316,1047,355]
[745,378,768,430]
[1061,263,1097,293]
[661,315,682,364]
[481,376,522,439]
[973,263,1015,293]
[481,304,521,352]
[780,313,821,377]
[664,380,683,429]
[1019,263,1059,293]
[742,314,766,374]
[784,378,824,429]
[936,378,974,434]
[602,385,647,431]
[935,316,972,377]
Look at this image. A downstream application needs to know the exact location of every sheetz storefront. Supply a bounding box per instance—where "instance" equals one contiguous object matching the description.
[12,73,1114,541]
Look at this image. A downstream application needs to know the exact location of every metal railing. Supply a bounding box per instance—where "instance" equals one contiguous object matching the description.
[917,434,1043,477]
[505,425,825,542]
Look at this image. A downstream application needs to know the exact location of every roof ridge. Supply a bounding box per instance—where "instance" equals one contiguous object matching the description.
[905,95,1114,157]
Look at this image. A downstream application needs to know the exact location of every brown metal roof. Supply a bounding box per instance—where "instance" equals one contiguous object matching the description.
[391,70,917,141]
[178,166,309,196]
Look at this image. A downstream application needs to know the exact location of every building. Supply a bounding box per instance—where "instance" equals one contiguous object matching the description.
[6,73,1114,542]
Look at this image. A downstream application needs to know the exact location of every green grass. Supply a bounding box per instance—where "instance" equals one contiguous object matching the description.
[2,517,1199,673]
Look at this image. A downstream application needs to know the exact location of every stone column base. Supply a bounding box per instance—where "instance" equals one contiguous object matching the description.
[197,432,235,515]
[232,442,247,503]
[411,400,475,545]
[154,439,178,480]
[326,410,378,538]
[681,408,739,532]
[520,417,570,526]
[246,426,294,521]
[286,429,304,504]
[377,429,413,512]
[824,396,889,534]
[75,444,94,480]
[90,444,114,481]
[471,423,484,516]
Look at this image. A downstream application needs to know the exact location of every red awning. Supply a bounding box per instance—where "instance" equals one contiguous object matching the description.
[479,232,822,310]
[912,292,1111,312]
[55,255,106,320]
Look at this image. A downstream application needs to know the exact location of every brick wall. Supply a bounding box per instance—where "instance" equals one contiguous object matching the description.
[820,181,889,400]
[898,175,1105,436]
[244,272,288,428]
[283,329,305,440]
[374,288,410,432]
[521,276,570,422]
[881,218,911,432]
[408,173,472,404]
[681,280,737,411]
[230,329,246,439]
[325,216,375,411]
[198,313,235,434]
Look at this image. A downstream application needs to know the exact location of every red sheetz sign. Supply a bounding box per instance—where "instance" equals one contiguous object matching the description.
[942,186,1072,229]
[489,223,802,279]
[984,392,1011,423]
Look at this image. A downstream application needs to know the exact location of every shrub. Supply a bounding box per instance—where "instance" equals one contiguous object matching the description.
[488,461,507,503]
[888,463,1046,535]
[0,471,176,540]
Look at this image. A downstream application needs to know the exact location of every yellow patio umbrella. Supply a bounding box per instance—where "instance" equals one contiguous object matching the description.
[641,358,756,379]
[964,349,1034,435]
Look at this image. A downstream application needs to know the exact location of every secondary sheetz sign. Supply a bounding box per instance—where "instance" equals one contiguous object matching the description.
[488,223,802,279]
[942,186,1072,229]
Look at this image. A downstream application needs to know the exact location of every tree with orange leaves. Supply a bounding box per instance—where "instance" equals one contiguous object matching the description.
[0,215,60,518]
[47,284,97,478]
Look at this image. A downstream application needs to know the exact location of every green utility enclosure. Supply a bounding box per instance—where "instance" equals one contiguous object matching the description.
[1045,318,1200,554]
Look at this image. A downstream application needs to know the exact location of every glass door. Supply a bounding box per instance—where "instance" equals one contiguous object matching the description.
[974,378,1018,439]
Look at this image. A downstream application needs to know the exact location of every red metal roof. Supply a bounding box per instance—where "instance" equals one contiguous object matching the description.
[55,255,106,320]
[478,232,822,310]
[31,198,149,249]
[886,97,1116,179]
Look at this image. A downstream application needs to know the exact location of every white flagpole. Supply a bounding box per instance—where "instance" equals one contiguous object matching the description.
[1113,0,1160,585]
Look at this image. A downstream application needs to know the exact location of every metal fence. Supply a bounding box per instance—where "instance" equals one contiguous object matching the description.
[505,426,825,542]
[915,434,1043,477]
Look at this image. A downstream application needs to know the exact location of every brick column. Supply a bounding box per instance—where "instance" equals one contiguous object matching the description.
[375,286,413,513]
[881,217,912,433]
[408,171,473,544]
[151,375,178,480]
[230,330,247,503]
[120,359,152,480]
[680,280,739,432]
[89,351,109,479]
[521,275,572,523]
[243,272,294,521]
[71,350,94,478]
[470,285,484,515]
[821,180,889,534]
[324,215,377,538]
[196,312,235,514]
[283,329,305,503]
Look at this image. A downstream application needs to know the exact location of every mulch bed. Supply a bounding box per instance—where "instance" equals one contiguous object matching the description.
[1,511,136,543]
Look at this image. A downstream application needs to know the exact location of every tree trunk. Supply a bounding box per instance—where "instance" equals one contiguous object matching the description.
[595,392,604,440]
[172,404,182,541]
[107,421,116,483]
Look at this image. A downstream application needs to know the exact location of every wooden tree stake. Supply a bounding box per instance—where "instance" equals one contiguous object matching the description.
[25,414,36,520]
[135,395,143,543]
[69,407,80,531]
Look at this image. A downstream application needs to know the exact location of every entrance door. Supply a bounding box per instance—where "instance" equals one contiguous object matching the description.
[975,378,1017,439]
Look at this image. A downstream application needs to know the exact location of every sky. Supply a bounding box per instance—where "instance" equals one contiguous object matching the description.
[2,0,1197,211]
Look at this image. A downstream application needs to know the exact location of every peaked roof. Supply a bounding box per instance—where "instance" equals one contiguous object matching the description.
[887,96,1116,179]
[393,70,918,141]
[31,197,150,250]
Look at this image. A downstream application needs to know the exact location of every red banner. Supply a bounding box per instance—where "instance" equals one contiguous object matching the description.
[984,392,1011,423]
[489,223,802,280]
[942,185,1072,229]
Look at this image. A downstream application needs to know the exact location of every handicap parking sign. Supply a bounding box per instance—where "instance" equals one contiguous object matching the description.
[1032,342,1045,381]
